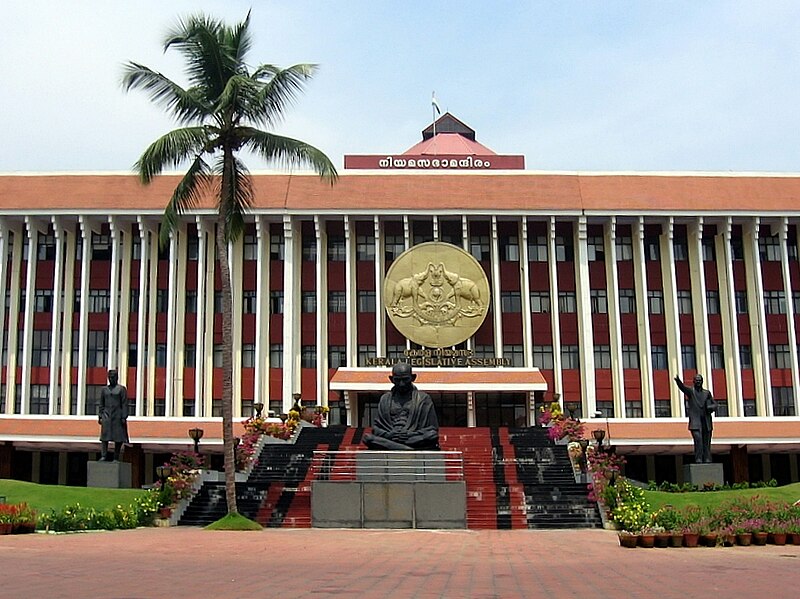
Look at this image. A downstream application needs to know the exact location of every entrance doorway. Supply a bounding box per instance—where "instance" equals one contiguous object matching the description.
[357,392,468,427]
[474,393,527,427]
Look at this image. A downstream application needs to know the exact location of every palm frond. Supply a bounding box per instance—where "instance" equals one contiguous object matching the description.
[248,64,319,128]
[121,63,209,123]
[159,156,213,247]
[215,155,253,243]
[134,127,213,184]
[241,128,338,183]
[228,10,252,67]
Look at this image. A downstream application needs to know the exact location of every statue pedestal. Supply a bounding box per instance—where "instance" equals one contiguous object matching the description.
[355,451,446,482]
[683,463,724,487]
[87,460,132,488]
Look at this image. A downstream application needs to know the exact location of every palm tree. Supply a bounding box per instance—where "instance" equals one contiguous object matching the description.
[122,12,337,514]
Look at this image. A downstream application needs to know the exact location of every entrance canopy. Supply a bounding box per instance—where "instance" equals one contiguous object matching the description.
[330,367,548,393]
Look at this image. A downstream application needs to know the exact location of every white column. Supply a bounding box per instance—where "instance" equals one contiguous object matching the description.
[5,225,23,413]
[574,216,596,416]
[717,217,743,416]
[344,216,357,367]
[432,215,439,241]
[632,217,654,417]
[193,218,208,416]
[744,217,771,415]
[661,218,682,417]
[688,219,712,387]
[779,218,800,415]
[117,223,133,383]
[60,223,76,415]
[490,216,503,360]
[76,217,93,415]
[315,216,329,406]
[520,219,533,367]
[374,216,385,357]
[282,215,301,412]
[135,218,150,416]
[107,217,121,370]
[48,219,66,414]
[20,218,40,414]
[145,224,159,415]
[604,217,625,417]
[548,217,563,398]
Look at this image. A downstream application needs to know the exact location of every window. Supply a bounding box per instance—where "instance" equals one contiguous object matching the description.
[594,345,611,368]
[596,401,614,418]
[555,235,573,262]
[128,343,137,365]
[302,236,317,261]
[34,289,53,313]
[213,291,223,313]
[356,235,375,261]
[357,344,375,367]
[327,236,346,261]
[213,344,223,367]
[531,345,553,369]
[681,345,697,369]
[706,290,720,315]
[743,399,757,416]
[501,235,519,261]
[500,291,522,313]
[648,290,664,315]
[789,236,799,261]
[735,290,748,314]
[558,291,576,313]
[151,342,167,367]
[615,236,633,261]
[528,235,547,262]
[242,343,255,368]
[328,345,346,368]
[764,291,786,314]
[703,237,717,261]
[301,346,316,368]
[185,290,197,314]
[561,345,580,369]
[357,291,376,313]
[130,289,139,313]
[183,399,195,417]
[387,344,406,360]
[30,384,49,414]
[473,345,494,359]
[270,233,284,260]
[768,344,791,369]
[470,235,490,261]
[269,344,283,368]
[794,291,800,316]
[759,236,781,262]
[625,403,643,418]
[243,233,258,260]
[677,290,693,314]
[715,400,729,417]
[328,291,346,313]
[530,291,550,313]
[155,289,168,314]
[651,345,667,370]
[31,330,51,367]
[270,291,284,314]
[619,289,636,314]
[673,239,688,261]
[622,345,639,369]
[644,236,660,261]
[385,235,405,261]
[186,235,199,260]
[739,345,752,369]
[654,399,672,418]
[89,289,111,313]
[590,289,607,314]
[729,236,743,261]
[91,233,111,260]
[711,345,725,369]
[37,234,56,260]
[87,331,108,367]
[242,290,257,314]
[587,236,604,262]
[503,344,524,367]
[184,344,196,368]
[301,291,316,313]
[771,387,796,416]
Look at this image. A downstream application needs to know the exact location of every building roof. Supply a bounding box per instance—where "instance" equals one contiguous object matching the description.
[402,132,498,157]
[3,171,800,215]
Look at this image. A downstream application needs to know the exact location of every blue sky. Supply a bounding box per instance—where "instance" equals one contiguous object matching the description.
[2,1,799,173]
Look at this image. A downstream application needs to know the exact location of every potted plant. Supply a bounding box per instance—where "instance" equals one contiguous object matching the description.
[618,530,639,548]
[653,506,683,547]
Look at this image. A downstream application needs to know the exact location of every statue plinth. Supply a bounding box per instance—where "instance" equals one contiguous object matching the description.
[87,460,132,488]
[683,462,724,487]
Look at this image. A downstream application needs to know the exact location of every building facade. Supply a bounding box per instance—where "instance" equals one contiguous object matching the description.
[1,115,799,486]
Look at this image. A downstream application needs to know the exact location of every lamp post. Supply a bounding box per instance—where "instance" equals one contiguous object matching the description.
[592,428,606,450]
[155,464,172,485]
[253,402,264,418]
[188,427,204,454]
[566,401,580,420]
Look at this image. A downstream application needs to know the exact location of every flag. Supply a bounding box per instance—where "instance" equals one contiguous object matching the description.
[432,92,441,115]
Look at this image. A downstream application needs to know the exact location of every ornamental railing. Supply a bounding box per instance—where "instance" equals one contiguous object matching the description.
[310,450,464,482]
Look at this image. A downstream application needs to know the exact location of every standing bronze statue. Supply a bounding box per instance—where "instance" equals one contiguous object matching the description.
[98,369,129,461]
[674,374,717,463]
[363,362,440,451]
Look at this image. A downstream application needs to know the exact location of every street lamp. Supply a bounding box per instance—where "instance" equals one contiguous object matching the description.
[592,428,606,449]
[253,402,264,418]
[188,427,204,454]
[566,401,580,420]
[155,464,172,485]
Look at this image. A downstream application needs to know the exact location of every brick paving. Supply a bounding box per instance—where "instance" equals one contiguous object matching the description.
[1,527,799,599]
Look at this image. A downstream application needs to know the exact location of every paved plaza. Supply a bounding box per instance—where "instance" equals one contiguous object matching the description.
[1,527,799,598]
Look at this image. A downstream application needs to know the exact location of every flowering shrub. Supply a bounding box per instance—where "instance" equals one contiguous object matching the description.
[311,405,330,427]
[609,479,651,532]
[236,414,299,470]
[152,451,206,506]
[0,502,37,531]
[538,401,563,426]
[547,417,585,442]
[586,445,626,504]
[40,502,145,532]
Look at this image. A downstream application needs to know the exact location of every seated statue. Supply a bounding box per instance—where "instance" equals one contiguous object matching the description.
[363,362,440,451]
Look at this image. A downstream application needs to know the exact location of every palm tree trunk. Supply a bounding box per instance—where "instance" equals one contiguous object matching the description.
[216,213,238,514]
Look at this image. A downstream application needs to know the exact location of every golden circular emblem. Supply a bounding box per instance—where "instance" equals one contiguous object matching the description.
[384,241,490,348]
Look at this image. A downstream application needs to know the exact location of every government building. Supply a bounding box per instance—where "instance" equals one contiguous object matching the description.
[1,113,799,487]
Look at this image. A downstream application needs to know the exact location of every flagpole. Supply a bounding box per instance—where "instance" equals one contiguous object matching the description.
[432,91,437,155]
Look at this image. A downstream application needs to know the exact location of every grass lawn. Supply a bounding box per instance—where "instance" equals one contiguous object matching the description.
[0,479,147,514]
[644,482,800,511]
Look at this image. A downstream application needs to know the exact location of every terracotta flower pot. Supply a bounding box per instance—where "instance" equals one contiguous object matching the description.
[618,534,638,548]
[0,523,12,535]
[752,532,768,546]
[683,532,700,547]
[736,533,752,546]
[701,533,718,547]
[722,534,736,547]
[669,533,684,548]
[769,533,787,546]
[638,534,655,548]
[654,533,670,548]
[789,532,800,545]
